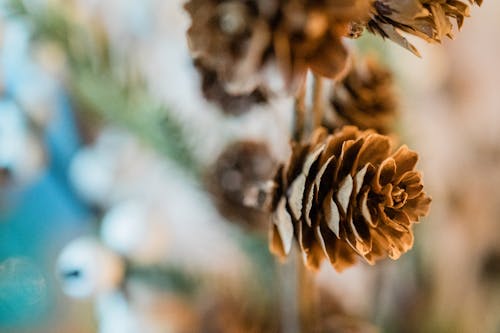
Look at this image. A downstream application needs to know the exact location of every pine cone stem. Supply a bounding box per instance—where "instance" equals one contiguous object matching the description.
[293,80,307,141]
[298,254,319,332]
[312,74,325,130]
[278,253,301,333]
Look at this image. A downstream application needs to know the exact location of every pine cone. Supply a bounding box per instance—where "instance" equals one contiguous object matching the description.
[206,141,277,230]
[366,0,483,56]
[269,126,431,271]
[185,0,371,95]
[194,60,267,115]
[325,56,397,134]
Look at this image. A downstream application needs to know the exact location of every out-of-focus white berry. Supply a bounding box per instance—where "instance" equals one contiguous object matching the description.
[16,77,57,127]
[0,100,45,186]
[100,201,169,264]
[57,237,125,299]
[97,293,140,333]
[69,147,115,205]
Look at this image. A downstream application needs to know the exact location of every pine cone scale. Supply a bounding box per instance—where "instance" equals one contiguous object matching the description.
[356,134,392,171]
[392,145,419,180]
[298,220,326,268]
[324,192,341,237]
[400,172,424,199]
[366,0,482,54]
[336,138,365,182]
[359,187,378,227]
[272,198,295,256]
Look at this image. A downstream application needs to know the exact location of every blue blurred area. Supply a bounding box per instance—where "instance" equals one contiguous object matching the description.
[0,19,92,328]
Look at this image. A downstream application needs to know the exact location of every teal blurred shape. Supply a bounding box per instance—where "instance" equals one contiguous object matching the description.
[0,257,48,325]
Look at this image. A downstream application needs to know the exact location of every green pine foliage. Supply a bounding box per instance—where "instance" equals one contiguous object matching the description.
[5,0,199,176]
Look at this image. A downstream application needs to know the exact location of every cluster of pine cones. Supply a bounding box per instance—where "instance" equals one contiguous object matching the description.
[185,0,482,271]
[186,0,481,109]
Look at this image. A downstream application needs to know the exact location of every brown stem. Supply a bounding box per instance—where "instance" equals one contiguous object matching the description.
[298,254,318,332]
[278,251,300,333]
[312,74,324,130]
[293,79,307,142]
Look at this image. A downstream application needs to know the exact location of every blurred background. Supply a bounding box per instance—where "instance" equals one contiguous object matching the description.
[0,0,499,332]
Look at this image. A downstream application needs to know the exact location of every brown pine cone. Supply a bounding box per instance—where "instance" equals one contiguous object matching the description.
[185,0,371,95]
[326,56,397,135]
[206,141,277,230]
[366,0,483,56]
[269,126,431,271]
[194,60,267,115]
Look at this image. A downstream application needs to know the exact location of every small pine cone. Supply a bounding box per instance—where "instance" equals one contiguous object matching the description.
[325,56,397,134]
[185,0,371,95]
[366,0,483,56]
[269,126,431,271]
[194,60,267,115]
[206,141,277,230]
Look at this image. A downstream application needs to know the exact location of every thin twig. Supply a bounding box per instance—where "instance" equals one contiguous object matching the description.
[298,254,318,332]
[293,79,307,142]
[279,249,301,333]
[312,74,324,130]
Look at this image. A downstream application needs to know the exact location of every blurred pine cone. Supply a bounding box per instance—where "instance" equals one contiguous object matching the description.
[206,141,277,230]
[194,60,267,115]
[269,126,431,271]
[185,0,371,95]
[366,0,483,56]
[325,56,397,134]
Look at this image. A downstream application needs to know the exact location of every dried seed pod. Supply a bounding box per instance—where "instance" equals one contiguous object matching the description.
[325,56,397,134]
[185,0,371,95]
[269,126,431,271]
[206,141,277,230]
[366,0,483,56]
